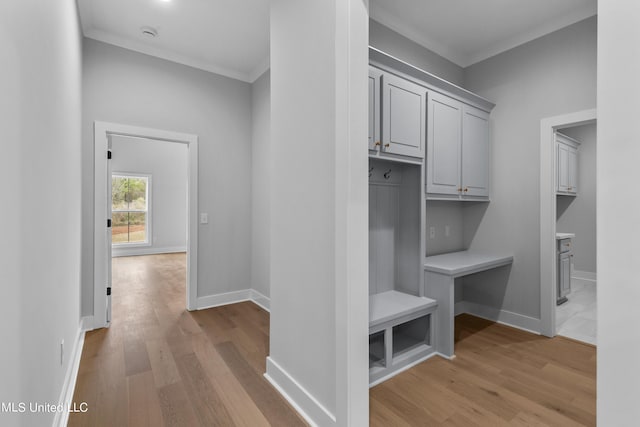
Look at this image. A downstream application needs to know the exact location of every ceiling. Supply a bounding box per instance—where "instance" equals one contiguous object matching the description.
[78,0,597,83]
[77,0,270,83]
[370,0,597,68]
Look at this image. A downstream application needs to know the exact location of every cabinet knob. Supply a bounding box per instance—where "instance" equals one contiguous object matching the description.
[384,143,390,149]
[374,141,381,147]
[457,187,462,192]
[463,187,468,192]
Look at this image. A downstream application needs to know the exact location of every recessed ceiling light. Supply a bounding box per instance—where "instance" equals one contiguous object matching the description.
[140,26,158,38]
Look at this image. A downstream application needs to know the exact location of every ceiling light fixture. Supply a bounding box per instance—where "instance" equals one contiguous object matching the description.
[140,26,158,38]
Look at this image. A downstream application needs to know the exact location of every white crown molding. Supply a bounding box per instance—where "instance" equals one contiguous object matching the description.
[372,3,597,68]
[464,4,597,67]
[83,27,253,83]
[370,12,467,67]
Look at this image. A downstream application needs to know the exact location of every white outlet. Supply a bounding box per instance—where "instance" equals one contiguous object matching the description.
[60,340,64,366]
[445,225,450,237]
[429,226,435,239]
[200,213,208,224]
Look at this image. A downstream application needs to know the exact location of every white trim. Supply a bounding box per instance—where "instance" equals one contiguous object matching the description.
[83,29,252,83]
[250,289,271,312]
[112,246,187,258]
[195,288,272,312]
[368,351,438,388]
[80,315,95,332]
[52,323,85,427]
[94,121,198,328]
[455,301,541,335]
[573,270,597,282]
[196,290,252,310]
[265,357,336,427]
[248,56,270,83]
[539,109,596,337]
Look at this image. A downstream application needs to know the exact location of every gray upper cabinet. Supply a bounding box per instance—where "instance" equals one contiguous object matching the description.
[382,73,426,158]
[426,94,490,200]
[556,132,579,196]
[369,67,382,152]
[426,92,462,196]
[461,105,490,198]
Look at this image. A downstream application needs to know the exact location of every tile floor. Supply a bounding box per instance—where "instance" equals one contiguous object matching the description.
[556,278,597,345]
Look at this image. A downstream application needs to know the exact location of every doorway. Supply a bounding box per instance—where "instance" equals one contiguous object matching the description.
[539,109,596,339]
[93,122,199,328]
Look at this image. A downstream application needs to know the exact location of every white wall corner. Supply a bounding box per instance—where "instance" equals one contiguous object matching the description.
[52,323,85,427]
[264,357,336,427]
[456,301,541,335]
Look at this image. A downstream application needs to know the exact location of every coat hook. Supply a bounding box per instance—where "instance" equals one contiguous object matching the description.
[384,169,392,179]
[369,167,374,178]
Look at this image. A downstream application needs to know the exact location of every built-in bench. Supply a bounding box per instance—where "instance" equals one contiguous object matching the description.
[369,291,437,386]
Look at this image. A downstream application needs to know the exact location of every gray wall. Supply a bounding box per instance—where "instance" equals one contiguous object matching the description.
[110,135,188,257]
[556,123,597,274]
[0,0,83,425]
[251,70,271,298]
[369,19,464,86]
[462,17,597,319]
[82,39,252,315]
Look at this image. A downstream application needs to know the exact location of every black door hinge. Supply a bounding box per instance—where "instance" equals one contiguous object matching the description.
[107,219,112,228]
[107,287,111,296]
[107,150,112,159]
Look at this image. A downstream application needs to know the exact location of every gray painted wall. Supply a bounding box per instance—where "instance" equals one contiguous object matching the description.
[82,39,252,315]
[369,19,465,86]
[0,0,82,425]
[251,70,271,298]
[556,123,597,274]
[462,17,597,319]
[110,135,188,257]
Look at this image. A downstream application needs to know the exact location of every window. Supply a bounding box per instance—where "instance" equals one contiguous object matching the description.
[112,174,150,245]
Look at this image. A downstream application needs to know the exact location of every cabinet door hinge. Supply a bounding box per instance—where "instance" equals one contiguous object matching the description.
[107,150,112,159]
[107,287,111,296]
[107,219,111,228]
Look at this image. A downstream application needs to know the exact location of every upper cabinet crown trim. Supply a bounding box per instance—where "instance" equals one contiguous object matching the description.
[369,46,495,113]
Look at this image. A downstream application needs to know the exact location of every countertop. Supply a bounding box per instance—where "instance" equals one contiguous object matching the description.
[424,251,514,277]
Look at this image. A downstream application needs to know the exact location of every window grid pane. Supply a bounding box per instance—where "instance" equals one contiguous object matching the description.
[111,175,148,244]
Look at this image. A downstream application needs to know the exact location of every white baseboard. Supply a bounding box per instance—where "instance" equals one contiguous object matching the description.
[112,246,186,258]
[455,301,541,334]
[52,322,85,427]
[250,289,271,312]
[265,357,336,427]
[196,288,271,312]
[573,270,597,282]
[368,351,438,388]
[197,289,252,309]
[80,315,95,332]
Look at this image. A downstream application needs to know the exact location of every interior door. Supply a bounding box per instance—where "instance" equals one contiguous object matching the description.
[106,135,113,324]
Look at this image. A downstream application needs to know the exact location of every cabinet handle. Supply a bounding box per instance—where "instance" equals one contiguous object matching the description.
[463,187,468,193]
[457,187,462,192]
[374,141,381,147]
[384,143,390,149]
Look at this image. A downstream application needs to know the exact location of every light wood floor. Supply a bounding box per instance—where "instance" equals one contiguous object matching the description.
[70,253,596,426]
[69,253,307,427]
[370,314,596,426]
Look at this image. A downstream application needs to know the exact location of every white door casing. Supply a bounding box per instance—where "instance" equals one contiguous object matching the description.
[93,121,198,329]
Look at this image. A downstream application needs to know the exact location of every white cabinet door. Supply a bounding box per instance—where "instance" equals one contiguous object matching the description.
[461,105,490,197]
[568,146,578,194]
[369,67,382,152]
[426,91,462,196]
[557,143,570,193]
[382,73,426,158]
[559,253,571,298]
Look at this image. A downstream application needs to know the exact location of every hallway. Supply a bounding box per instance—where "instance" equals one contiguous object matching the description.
[69,254,306,426]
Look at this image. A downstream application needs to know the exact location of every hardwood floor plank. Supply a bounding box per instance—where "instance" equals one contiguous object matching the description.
[157,382,201,427]
[145,338,181,388]
[127,371,165,427]
[215,341,307,426]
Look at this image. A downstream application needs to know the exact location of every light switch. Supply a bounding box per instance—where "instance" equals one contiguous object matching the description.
[200,213,208,224]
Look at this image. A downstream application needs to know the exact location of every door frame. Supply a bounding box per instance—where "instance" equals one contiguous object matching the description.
[94,121,199,328]
[539,109,596,337]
